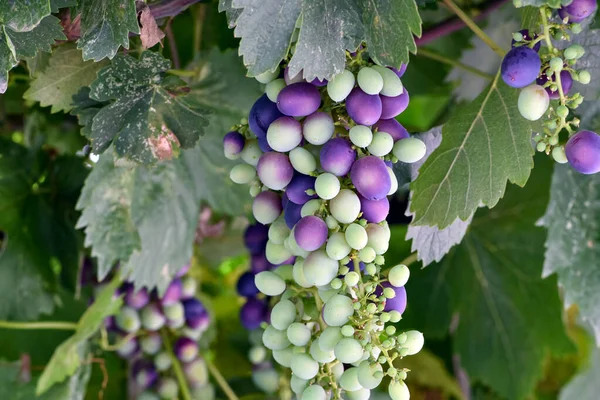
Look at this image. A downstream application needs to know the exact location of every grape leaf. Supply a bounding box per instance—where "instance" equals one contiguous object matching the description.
[514,0,546,7]
[36,278,122,395]
[24,44,108,113]
[85,51,209,164]
[218,0,242,28]
[399,156,573,400]
[559,333,600,400]
[409,70,536,229]
[50,0,77,12]
[520,6,542,31]
[77,0,139,61]
[0,0,51,32]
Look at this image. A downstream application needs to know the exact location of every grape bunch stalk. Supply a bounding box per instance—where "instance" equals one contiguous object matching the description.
[504,0,600,174]
[224,49,426,400]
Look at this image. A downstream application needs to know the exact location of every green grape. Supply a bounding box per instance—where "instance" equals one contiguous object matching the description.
[318,327,343,352]
[138,392,161,400]
[323,294,354,327]
[357,360,384,389]
[301,199,321,217]
[402,330,425,355]
[155,352,172,371]
[303,250,338,286]
[329,189,361,224]
[327,69,356,102]
[552,146,568,164]
[579,70,591,84]
[366,223,390,254]
[372,65,404,97]
[271,299,297,330]
[262,325,291,350]
[249,345,267,364]
[512,32,524,42]
[326,215,339,230]
[287,322,311,346]
[302,385,326,400]
[290,375,309,395]
[564,46,578,60]
[265,78,286,102]
[518,84,550,121]
[293,259,312,288]
[388,264,410,287]
[315,173,340,200]
[318,286,339,302]
[345,223,368,250]
[255,271,286,296]
[536,142,547,152]
[115,307,141,333]
[326,232,352,261]
[349,125,373,148]
[252,368,280,393]
[289,147,317,175]
[368,131,394,157]
[341,325,355,337]
[303,112,335,145]
[284,230,310,258]
[192,386,215,400]
[344,271,360,287]
[386,325,396,335]
[571,23,582,34]
[389,380,410,400]
[290,353,319,380]
[240,139,262,166]
[268,217,290,245]
[359,246,376,263]
[387,166,398,196]
[255,67,279,84]
[272,346,294,367]
[357,67,384,95]
[393,138,426,164]
[229,164,256,184]
[309,340,335,363]
[275,264,293,281]
[383,287,396,299]
[266,240,293,265]
[158,377,179,399]
[389,310,402,323]
[334,338,364,363]
[549,57,563,71]
[346,388,371,400]
[339,367,363,391]
[557,105,569,119]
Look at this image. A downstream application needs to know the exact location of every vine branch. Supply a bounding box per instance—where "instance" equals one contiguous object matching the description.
[417,48,495,80]
[160,329,193,400]
[205,356,240,400]
[0,321,77,331]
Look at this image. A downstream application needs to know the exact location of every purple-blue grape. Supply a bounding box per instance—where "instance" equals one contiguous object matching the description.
[537,70,573,100]
[240,297,270,330]
[133,359,159,389]
[115,335,139,358]
[559,0,597,22]
[248,94,284,138]
[182,298,209,329]
[346,259,365,272]
[346,87,382,126]
[373,118,410,141]
[244,224,269,255]
[350,156,391,201]
[223,131,245,159]
[277,83,321,117]
[251,253,273,273]
[377,282,407,314]
[237,271,259,297]
[320,138,356,176]
[124,287,150,309]
[161,279,182,306]
[565,130,600,174]
[294,216,328,252]
[284,200,303,229]
[258,137,273,152]
[257,152,294,190]
[286,174,317,205]
[380,90,409,119]
[501,47,541,88]
[103,316,118,332]
[390,65,407,78]
[174,337,199,362]
[359,195,390,223]
[511,29,541,52]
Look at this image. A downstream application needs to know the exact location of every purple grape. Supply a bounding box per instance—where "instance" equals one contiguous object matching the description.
[281,191,290,208]
[237,271,259,297]
[359,195,390,223]
[161,279,182,306]
[345,259,365,272]
[294,216,328,252]
[565,130,600,174]
[277,83,321,117]
[376,282,407,314]
[103,316,118,332]
[251,253,273,273]
[258,137,273,152]
[133,360,158,389]
[257,152,294,190]
[115,335,139,358]
[346,87,382,126]
[223,131,245,158]
[284,200,303,229]
[244,224,269,255]
[240,298,269,329]
[350,156,392,201]
[124,287,150,309]
[511,29,541,52]
[176,263,190,278]
[501,47,541,88]
[320,138,356,176]
[373,119,410,141]
[380,90,410,119]
[286,174,317,205]
[559,0,597,22]
[310,77,328,86]
[390,65,407,78]
[174,337,199,362]
[182,298,210,330]
[248,94,284,138]
[537,70,573,100]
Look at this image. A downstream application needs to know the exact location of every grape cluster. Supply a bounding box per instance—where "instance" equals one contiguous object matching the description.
[225,52,426,400]
[102,265,214,400]
[503,0,600,174]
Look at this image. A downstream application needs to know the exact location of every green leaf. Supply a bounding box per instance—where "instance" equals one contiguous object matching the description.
[400,157,573,399]
[86,51,210,164]
[362,0,422,70]
[50,0,77,13]
[559,335,600,400]
[409,70,536,229]
[36,278,122,395]
[0,0,51,32]
[24,44,108,113]
[218,0,242,28]
[77,0,139,61]
[520,6,542,31]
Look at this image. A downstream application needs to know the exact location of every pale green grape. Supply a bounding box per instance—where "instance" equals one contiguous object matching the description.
[309,340,335,363]
[368,131,394,156]
[301,199,321,217]
[269,217,290,244]
[255,271,286,296]
[266,240,293,265]
[302,385,326,400]
[265,78,286,102]
[339,367,362,391]
[252,368,279,394]
[330,189,361,224]
[341,325,355,337]
[373,65,404,97]
[315,173,340,200]
[344,271,360,287]
[192,386,215,400]
[138,392,161,400]
[387,166,398,195]
[317,286,339,303]
[290,353,319,380]
[325,215,339,230]
[552,146,568,164]
[154,352,172,371]
[255,67,279,84]
[241,139,262,166]
[357,67,384,95]
[291,375,309,394]
[334,338,364,363]
[303,112,334,145]
[284,230,310,258]
[345,223,368,250]
[389,381,410,400]
[115,307,140,333]
[331,362,344,380]
[393,138,426,164]
[248,346,267,364]
[275,264,294,281]
[323,295,354,326]
[388,264,410,287]
[293,259,312,288]
[318,326,343,351]
[271,299,297,330]
[287,322,311,346]
[229,164,256,184]
[366,223,390,254]
[346,388,371,400]
[518,84,549,121]
[253,200,280,225]
[349,125,373,148]
[357,360,383,389]
[326,232,352,261]
[579,70,591,84]
[272,346,294,367]
[303,250,338,286]
[358,246,376,263]
[327,69,355,102]
[289,147,317,175]
[262,325,291,350]
[402,330,424,355]
[267,119,302,152]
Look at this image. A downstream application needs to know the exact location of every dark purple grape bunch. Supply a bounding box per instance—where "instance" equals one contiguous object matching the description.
[506,0,598,174]
[105,265,215,400]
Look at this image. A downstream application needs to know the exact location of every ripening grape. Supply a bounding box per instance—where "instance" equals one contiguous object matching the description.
[393,138,427,164]
[141,304,166,331]
[266,116,303,152]
[315,172,340,200]
[327,69,356,102]
[248,94,284,138]
[244,223,269,254]
[286,174,316,205]
[223,131,245,160]
[174,337,199,362]
[320,138,356,176]
[349,125,373,148]
[303,111,335,145]
[277,82,321,117]
[380,90,410,119]
[565,130,600,174]
[537,70,573,99]
[518,84,549,121]
[290,353,319,380]
[357,67,384,95]
[134,360,159,389]
[255,271,286,296]
[350,156,391,200]
[501,47,541,88]
[346,87,383,125]
[256,152,294,190]
[294,216,328,251]
[252,191,282,224]
[329,189,361,223]
[115,306,141,333]
[559,0,597,22]
[359,195,389,224]
[368,131,394,156]
[379,282,407,314]
[284,200,303,229]
[323,294,354,326]
[374,118,409,141]
[389,380,410,400]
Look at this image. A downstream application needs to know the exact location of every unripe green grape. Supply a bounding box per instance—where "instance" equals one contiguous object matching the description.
[330,189,361,223]
[345,223,368,250]
[549,135,559,146]
[368,131,394,156]
[115,307,141,333]
[380,312,391,323]
[549,57,563,71]
[536,142,547,152]
[265,78,286,102]
[359,246,376,263]
[252,368,279,394]
[255,271,286,296]
[579,70,591,84]
[271,299,297,330]
[158,377,179,399]
[289,147,317,174]
[268,217,290,245]
[255,67,279,84]
[309,340,335,363]
[387,166,398,196]
[403,330,425,355]
[327,69,356,102]
[340,367,362,391]
[155,352,172,371]
[266,240,293,265]
[357,67,384,95]
[249,183,261,197]
[301,199,321,217]
[284,231,309,258]
[230,164,256,184]
[287,322,311,346]
[330,277,343,290]
[518,84,549,121]
[290,353,319,380]
[290,375,309,394]
[564,45,582,60]
[293,259,312,288]
[318,286,338,302]
[240,139,262,166]
[366,303,377,314]
[302,385,327,400]
[249,345,267,364]
[325,215,339,230]
[335,338,364,363]
[315,173,340,200]
[383,287,396,299]
[557,105,569,119]
[262,325,291,350]
[303,250,338,286]
[389,381,410,400]
[345,271,360,287]
[323,294,354,326]
[372,65,404,97]
[393,138,426,164]
[571,23,582,34]
[357,360,384,390]
[319,326,343,351]
[339,265,350,275]
[341,325,355,337]
[388,264,410,287]
[365,263,377,275]
[386,325,397,335]
[346,388,371,400]
[389,310,402,323]
[349,125,373,148]
[552,146,568,164]
[513,32,524,42]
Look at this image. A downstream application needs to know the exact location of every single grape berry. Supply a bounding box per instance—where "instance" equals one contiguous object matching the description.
[350,156,391,201]
[244,224,269,255]
[223,131,246,160]
[373,118,410,141]
[237,271,259,297]
[511,29,541,52]
[518,84,549,121]
[377,282,407,313]
[346,87,383,126]
[256,152,294,191]
[174,337,199,362]
[276,82,321,117]
[294,216,328,252]
[286,174,317,205]
[565,130,600,174]
[248,94,284,138]
[240,298,269,329]
[266,116,303,152]
[320,138,357,176]
[380,90,409,120]
[559,0,597,23]
[359,195,390,223]
[501,47,541,88]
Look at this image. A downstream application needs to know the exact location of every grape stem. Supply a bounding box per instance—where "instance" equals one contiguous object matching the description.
[442,0,506,57]
[204,355,240,400]
[0,321,77,330]
[399,253,419,268]
[99,328,138,351]
[417,48,495,80]
[159,329,194,400]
